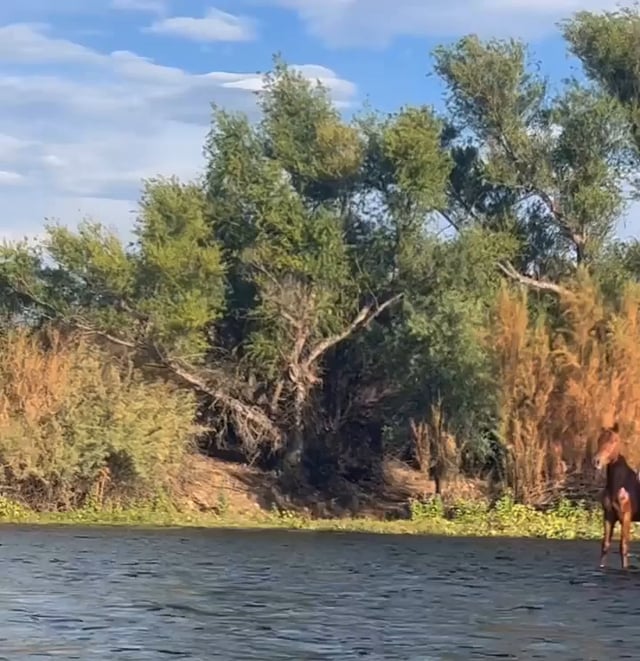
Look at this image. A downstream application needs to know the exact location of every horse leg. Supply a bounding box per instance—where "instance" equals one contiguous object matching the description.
[620,513,632,569]
[600,511,616,568]
[618,488,632,569]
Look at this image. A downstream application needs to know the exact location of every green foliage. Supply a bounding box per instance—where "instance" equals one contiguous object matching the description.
[562,6,640,155]
[205,63,368,384]
[409,494,600,539]
[388,227,518,449]
[375,106,452,215]
[434,35,551,189]
[260,57,364,199]
[134,178,226,354]
[549,84,629,260]
[595,239,640,301]
[433,33,628,268]
[0,178,226,358]
[409,495,446,520]
[0,491,602,541]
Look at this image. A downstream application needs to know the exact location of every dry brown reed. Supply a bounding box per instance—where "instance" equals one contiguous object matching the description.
[490,273,640,503]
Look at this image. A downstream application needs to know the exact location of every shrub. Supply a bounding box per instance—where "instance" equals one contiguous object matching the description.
[0,328,198,509]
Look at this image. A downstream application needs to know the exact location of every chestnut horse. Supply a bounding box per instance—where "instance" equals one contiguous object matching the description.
[592,423,640,569]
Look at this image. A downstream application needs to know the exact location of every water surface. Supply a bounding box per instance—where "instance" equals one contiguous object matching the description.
[0,525,636,659]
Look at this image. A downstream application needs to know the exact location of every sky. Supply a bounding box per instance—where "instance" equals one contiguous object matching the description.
[0,0,637,245]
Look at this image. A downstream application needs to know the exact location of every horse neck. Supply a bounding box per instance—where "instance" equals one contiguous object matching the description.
[606,453,632,477]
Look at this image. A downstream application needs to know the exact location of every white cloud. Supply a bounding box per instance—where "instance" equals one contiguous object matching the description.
[0,170,25,186]
[0,22,356,240]
[0,22,101,63]
[147,9,256,42]
[271,0,623,47]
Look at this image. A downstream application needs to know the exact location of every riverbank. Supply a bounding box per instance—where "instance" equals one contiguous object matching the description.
[0,456,607,539]
[0,494,605,540]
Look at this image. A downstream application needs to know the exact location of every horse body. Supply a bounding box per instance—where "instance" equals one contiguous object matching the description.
[593,422,640,569]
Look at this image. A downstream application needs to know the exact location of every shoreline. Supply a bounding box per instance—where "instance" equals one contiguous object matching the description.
[0,495,610,540]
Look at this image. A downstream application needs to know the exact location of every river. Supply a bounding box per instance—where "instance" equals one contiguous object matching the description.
[0,525,637,659]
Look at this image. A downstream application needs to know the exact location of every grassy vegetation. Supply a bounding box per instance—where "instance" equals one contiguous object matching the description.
[0,493,606,540]
[0,325,613,541]
[489,279,640,503]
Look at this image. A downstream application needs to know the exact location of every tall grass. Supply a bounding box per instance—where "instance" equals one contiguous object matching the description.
[0,328,198,509]
[490,274,640,503]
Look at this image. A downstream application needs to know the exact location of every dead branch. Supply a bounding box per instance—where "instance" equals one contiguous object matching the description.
[73,322,137,349]
[270,378,285,414]
[497,261,574,299]
[304,293,403,369]
[2,276,282,451]
[89,332,283,451]
[165,357,282,448]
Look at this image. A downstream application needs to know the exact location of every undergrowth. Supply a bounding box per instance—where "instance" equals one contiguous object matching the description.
[0,493,606,540]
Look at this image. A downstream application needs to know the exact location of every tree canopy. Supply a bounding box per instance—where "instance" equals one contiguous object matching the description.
[3,10,640,504]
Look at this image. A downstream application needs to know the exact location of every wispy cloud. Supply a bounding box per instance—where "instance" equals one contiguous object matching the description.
[0,170,25,186]
[146,8,256,43]
[271,0,622,47]
[0,21,355,239]
[0,22,101,63]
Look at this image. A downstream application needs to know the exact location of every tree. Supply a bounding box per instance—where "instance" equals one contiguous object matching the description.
[433,35,628,271]
[562,7,640,155]
[204,61,451,476]
[0,179,283,453]
[1,36,637,507]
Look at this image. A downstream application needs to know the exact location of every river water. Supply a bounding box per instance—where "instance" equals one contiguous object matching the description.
[0,526,637,659]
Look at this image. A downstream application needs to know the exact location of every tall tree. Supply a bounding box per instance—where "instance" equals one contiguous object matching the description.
[433,35,628,272]
[563,6,640,155]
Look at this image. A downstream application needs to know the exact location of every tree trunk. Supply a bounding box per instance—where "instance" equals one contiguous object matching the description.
[281,383,307,485]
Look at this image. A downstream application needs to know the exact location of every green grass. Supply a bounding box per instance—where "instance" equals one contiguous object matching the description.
[0,493,607,539]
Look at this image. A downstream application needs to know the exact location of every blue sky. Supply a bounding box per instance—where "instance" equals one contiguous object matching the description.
[0,0,636,243]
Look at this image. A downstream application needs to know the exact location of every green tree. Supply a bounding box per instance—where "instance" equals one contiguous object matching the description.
[203,62,452,474]
[562,6,640,155]
[433,35,628,270]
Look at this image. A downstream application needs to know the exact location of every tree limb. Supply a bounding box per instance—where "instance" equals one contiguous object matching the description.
[304,293,403,369]
[437,207,462,233]
[3,275,282,448]
[497,261,574,298]
[70,320,136,349]
[166,357,282,447]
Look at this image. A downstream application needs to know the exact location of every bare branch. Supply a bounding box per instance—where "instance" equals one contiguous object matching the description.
[2,276,141,348]
[497,261,574,298]
[7,277,57,319]
[70,321,136,349]
[166,357,282,447]
[83,326,282,449]
[4,275,282,449]
[436,207,462,233]
[270,378,285,414]
[304,293,403,369]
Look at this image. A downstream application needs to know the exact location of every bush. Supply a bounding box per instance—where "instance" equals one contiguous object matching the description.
[408,493,600,539]
[0,329,198,509]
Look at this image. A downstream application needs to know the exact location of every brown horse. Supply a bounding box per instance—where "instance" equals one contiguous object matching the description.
[592,422,640,569]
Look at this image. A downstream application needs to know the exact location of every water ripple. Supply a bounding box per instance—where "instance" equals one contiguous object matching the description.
[0,527,634,658]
